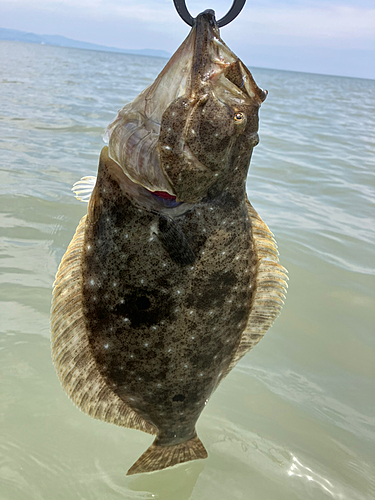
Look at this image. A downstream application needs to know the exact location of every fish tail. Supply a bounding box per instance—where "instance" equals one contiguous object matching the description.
[126,435,208,476]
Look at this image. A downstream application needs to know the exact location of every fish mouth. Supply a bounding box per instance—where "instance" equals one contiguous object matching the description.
[149,190,181,209]
[105,10,265,205]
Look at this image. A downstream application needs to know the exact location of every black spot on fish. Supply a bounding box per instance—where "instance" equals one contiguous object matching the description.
[135,296,151,310]
[203,188,239,210]
[113,289,176,328]
[233,308,249,325]
[186,271,237,310]
[190,352,215,371]
[173,394,185,402]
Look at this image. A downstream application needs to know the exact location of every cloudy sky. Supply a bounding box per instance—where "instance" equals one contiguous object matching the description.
[1,0,374,78]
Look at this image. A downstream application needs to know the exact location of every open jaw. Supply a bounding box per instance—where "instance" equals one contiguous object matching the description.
[105,10,266,207]
[104,13,224,203]
[103,24,198,203]
[149,190,181,208]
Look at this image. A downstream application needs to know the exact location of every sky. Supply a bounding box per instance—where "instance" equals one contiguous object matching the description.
[1,0,374,79]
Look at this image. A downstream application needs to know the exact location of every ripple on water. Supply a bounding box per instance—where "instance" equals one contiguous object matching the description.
[1,41,374,500]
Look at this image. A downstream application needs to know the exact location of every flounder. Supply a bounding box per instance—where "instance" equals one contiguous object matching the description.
[51,10,288,475]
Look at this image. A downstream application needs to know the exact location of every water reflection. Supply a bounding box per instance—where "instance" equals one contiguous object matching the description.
[236,366,375,441]
[127,461,204,500]
[1,41,375,500]
[288,455,344,500]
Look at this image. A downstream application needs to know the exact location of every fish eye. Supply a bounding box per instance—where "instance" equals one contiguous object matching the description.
[234,112,245,122]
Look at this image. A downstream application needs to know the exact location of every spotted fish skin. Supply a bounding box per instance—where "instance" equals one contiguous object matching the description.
[83,147,257,446]
[51,10,288,476]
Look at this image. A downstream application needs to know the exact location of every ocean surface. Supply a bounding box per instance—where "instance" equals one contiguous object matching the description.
[0,40,374,500]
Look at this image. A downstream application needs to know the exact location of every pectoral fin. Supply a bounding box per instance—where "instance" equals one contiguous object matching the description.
[72,176,97,202]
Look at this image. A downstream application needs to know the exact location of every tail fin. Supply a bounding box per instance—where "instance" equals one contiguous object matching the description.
[127,435,208,476]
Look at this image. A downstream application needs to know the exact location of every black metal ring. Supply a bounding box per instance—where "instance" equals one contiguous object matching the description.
[173,0,246,27]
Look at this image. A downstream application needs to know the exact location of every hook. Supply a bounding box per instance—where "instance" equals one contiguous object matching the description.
[173,0,246,27]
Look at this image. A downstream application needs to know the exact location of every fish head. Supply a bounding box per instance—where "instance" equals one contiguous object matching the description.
[106,10,267,205]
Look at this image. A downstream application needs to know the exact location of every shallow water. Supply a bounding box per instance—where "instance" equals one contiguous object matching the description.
[0,40,374,500]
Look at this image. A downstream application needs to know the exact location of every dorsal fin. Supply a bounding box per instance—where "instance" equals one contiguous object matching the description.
[223,200,288,377]
[50,215,156,435]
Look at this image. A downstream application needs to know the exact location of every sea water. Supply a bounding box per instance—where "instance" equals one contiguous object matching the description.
[0,40,374,500]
